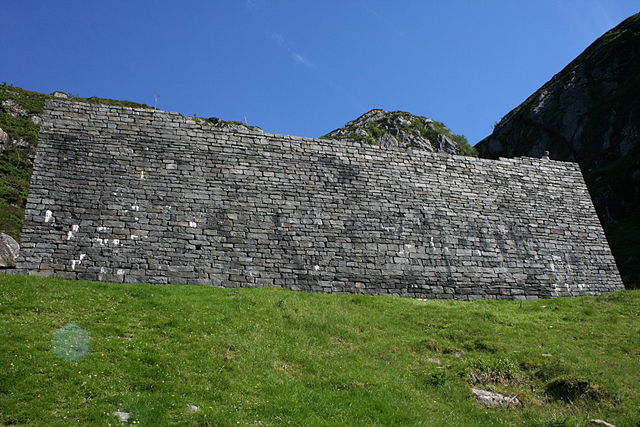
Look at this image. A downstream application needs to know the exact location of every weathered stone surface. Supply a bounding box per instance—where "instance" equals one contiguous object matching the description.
[112,411,130,422]
[471,388,521,408]
[0,127,8,144]
[323,109,458,154]
[15,100,624,299]
[0,233,19,267]
[589,419,616,427]
[1,99,27,117]
[51,91,69,99]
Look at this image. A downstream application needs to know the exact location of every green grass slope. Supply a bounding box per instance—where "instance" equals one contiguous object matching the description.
[1,275,638,426]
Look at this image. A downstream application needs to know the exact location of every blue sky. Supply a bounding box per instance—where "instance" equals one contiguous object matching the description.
[2,1,638,144]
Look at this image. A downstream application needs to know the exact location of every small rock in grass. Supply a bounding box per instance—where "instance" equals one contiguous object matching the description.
[541,353,552,357]
[589,420,616,427]
[427,358,441,364]
[187,405,200,412]
[113,411,130,422]
[471,388,521,408]
[0,233,19,267]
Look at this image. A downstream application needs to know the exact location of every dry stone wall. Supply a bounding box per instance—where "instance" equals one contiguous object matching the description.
[16,100,624,299]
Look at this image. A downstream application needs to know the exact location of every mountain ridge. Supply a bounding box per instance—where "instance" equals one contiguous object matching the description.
[476,13,640,288]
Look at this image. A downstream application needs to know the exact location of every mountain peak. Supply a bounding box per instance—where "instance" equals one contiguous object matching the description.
[322,109,476,156]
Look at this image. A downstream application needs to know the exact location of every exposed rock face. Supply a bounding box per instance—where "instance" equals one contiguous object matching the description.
[322,109,473,156]
[1,99,27,117]
[51,91,69,99]
[0,233,19,267]
[471,388,521,408]
[476,13,640,288]
[0,127,8,147]
[112,412,130,423]
[200,116,263,134]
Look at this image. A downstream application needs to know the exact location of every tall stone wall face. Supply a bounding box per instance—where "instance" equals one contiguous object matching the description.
[16,100,624,299]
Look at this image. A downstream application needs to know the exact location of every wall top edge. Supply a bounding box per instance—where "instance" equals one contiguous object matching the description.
[42,99,580,171]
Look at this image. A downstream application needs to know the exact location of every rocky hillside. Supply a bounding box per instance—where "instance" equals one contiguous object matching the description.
[475,13,640,288]
[322,109,477,157]
[0,84,261,242]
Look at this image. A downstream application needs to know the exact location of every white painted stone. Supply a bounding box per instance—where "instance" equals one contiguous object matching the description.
[71,254,86,270]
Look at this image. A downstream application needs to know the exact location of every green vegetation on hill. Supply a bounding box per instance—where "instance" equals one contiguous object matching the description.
[323,109,478,157]
[1,275,638,426]
[197,116,263,133]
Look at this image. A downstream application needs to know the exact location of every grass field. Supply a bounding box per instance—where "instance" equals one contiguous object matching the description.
[0,275,638,426]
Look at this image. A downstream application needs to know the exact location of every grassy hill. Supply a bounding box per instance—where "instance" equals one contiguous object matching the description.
[1,275,638,426]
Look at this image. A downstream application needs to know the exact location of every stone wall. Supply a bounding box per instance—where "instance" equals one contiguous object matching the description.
[15,100,624,299]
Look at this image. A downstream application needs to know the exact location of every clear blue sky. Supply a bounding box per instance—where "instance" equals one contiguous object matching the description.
[2,1,638,144]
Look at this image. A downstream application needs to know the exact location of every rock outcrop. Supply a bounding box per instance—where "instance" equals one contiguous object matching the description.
[0,233,19,267]
[323,109,477,156]
[471,388,521,408]
[475,13,640,288]
[199,116,263,134]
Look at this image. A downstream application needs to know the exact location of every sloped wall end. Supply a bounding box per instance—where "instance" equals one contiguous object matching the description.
[16,100,625,299]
